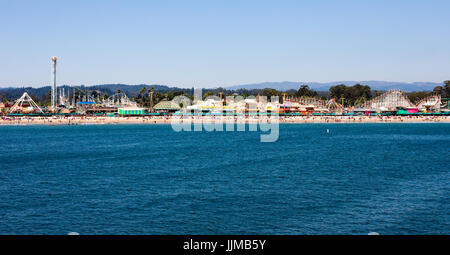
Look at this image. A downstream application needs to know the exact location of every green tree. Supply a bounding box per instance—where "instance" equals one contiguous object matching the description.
[432,80,450,98]
[295,85,318,98]
[407,91,430,103]
[262,88,282,97]
[137,86,147,106]
[444,80,450,98]
[202,91,214,100]
[139,86,146,96]
[0,94,7,104]
[329,84,372,106]
[354,97,367,107]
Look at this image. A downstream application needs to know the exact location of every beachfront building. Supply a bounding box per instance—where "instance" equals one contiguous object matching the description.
[118,107,146,116]
[184,97,282,114]
[187,98,223,113]
[263,102,281,113]
[153,100,181,113]
[227,98,260,114]
[280,99,329,114]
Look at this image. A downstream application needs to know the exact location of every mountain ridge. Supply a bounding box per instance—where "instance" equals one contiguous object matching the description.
[224,81,444,92]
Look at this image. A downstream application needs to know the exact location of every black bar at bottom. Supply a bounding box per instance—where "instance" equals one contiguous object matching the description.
[0,235,447,254]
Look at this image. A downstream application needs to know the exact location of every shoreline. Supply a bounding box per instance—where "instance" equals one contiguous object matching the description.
[1,115,449,126]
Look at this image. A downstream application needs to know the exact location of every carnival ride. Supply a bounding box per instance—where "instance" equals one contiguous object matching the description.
[281,98,332,112]
[360,90,415,111]
[102,93,135,108]
[72,88,99,106]
[416,95,442,111]
[325,98,342,111]
[8,92,43,114]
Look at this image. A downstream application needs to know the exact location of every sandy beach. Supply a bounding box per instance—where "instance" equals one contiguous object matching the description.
[1,115,449,125]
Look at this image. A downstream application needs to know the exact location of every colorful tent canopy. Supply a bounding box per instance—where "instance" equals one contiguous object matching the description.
[153,101,181,110]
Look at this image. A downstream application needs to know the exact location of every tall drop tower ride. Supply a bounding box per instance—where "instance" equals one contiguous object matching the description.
[51,56,58,111]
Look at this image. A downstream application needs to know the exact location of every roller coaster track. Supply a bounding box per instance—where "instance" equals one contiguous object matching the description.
[416,95,441,110]
[361,90,415,110]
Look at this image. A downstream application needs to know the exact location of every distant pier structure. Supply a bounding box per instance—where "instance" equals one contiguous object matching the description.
[51,56,58,111]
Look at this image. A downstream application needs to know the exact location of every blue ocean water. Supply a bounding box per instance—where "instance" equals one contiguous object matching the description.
[0,124,448,235]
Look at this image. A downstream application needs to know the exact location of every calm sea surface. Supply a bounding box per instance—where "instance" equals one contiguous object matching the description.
[0,124,448,234]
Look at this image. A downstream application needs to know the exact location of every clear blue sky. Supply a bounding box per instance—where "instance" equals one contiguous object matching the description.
[0,0,449,88]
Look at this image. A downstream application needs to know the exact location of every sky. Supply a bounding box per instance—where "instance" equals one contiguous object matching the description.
[0,0,449,88]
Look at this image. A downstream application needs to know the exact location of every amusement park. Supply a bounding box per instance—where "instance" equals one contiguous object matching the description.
[1,57,450,119]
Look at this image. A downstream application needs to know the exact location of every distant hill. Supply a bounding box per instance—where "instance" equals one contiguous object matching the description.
[0,84,192,101]
[225,81,444,92]
[88,84,188,94]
